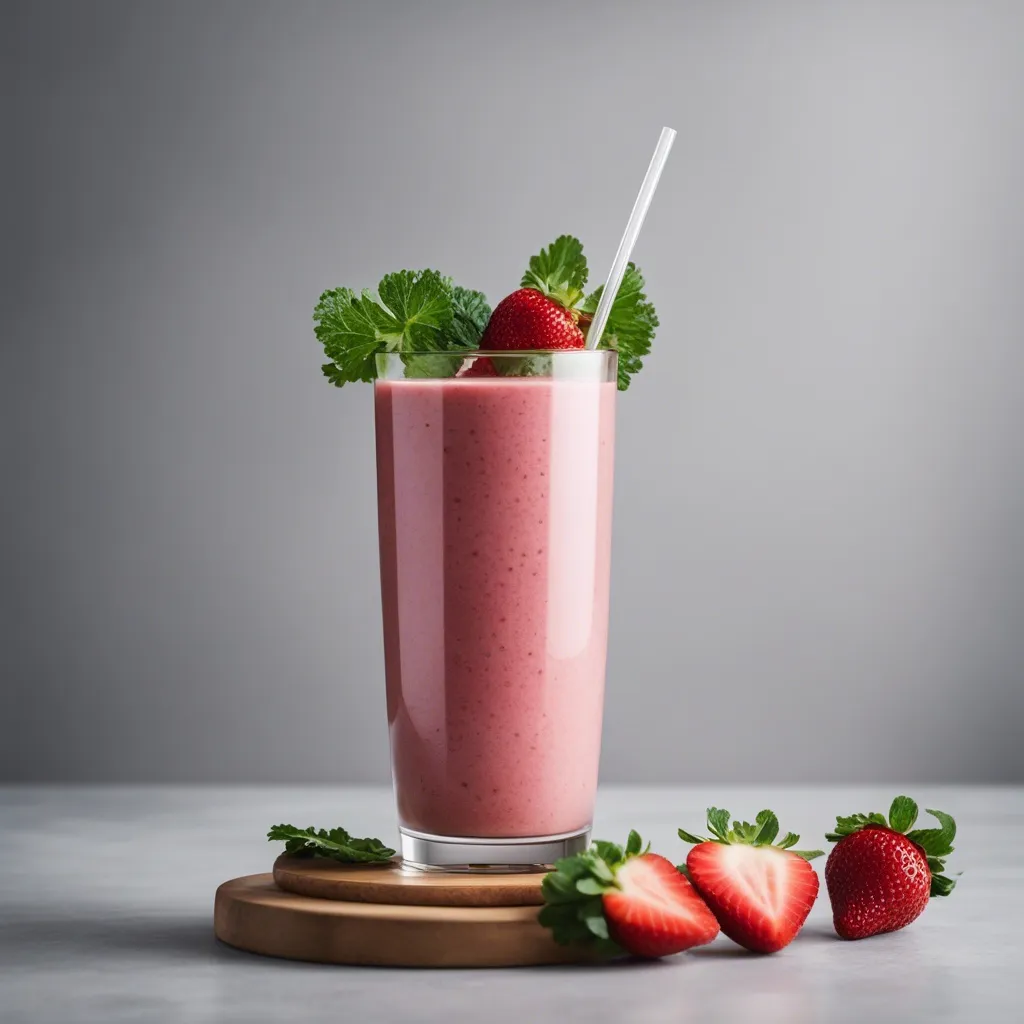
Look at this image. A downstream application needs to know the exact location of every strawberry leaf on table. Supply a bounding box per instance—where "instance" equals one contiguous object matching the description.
[267,824,395,863]
[520,234,589,309]
[825,796,958,898]
[314,270,489,386]
[580,263,658,391]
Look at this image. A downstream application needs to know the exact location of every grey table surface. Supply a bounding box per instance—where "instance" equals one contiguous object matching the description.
[0,785,1019,1023]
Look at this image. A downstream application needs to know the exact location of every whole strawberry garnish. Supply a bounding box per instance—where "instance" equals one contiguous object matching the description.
[482,235,590,352]
[475,234,659,388]
[825,796,957,940]
[539,832,719,959]
[677,808,823,953]
[481,287,585,351]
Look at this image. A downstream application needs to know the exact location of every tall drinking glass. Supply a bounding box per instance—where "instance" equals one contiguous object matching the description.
[374,350,617,870]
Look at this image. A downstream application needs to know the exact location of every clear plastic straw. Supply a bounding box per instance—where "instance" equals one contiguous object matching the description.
[586,126,677,350]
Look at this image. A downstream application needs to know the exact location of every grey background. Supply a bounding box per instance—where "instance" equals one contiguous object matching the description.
[3,0,1023,784]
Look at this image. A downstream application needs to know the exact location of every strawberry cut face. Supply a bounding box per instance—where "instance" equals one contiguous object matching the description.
[686,842,820,954]
[601,854,720,959]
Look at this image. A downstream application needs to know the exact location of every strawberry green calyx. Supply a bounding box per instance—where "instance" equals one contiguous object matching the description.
[825,796,958,897]
[538,831,647,956]
[520,234,589,309]
[678,807,824,862]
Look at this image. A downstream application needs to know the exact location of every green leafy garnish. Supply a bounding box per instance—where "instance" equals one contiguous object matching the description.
[538,831,648,957]
[314,271,488,386]
[448,286,493,349]
[313,233,660,390]
[267,824,395,864]
[518,236,658,391]
[678,807,824,861]
[825,796,958,897]
[580,263,659,391]
[520,234,589,308]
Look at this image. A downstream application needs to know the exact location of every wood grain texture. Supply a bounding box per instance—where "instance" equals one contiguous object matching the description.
[272,855,546,906]
[214,874,595,968]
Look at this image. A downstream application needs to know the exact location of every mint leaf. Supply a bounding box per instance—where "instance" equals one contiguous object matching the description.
[520,234,588,308]
[581,263,658,390]
[268,824,395,863]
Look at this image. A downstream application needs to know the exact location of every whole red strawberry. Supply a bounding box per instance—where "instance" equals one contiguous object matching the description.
[678,807,823,954]
[480,287,585,351]
[825,796,957,940]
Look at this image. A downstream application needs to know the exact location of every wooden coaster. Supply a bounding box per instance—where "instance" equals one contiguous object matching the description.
[214,874,595,968]
[272,855,546,907]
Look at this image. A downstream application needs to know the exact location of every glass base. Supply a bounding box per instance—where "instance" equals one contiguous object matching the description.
[399,826,590,872]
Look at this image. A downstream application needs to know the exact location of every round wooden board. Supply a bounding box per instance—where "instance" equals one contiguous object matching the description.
[214,874,595,968]
[272,855,546,907]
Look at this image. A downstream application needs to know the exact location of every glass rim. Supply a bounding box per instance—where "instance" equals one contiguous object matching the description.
[375,348,617,383]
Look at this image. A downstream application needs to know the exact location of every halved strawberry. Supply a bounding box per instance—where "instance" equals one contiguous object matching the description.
[678,808,824,954]
[538,832,718,960]
[602,853,720,958]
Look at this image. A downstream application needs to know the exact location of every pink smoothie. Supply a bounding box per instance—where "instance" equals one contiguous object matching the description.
[375,376,616,838]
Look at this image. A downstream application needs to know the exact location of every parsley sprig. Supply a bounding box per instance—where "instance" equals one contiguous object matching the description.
[268,824,395,864]
[519,234,658,390]
[312,233,658,390]
[314,271,490,387]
